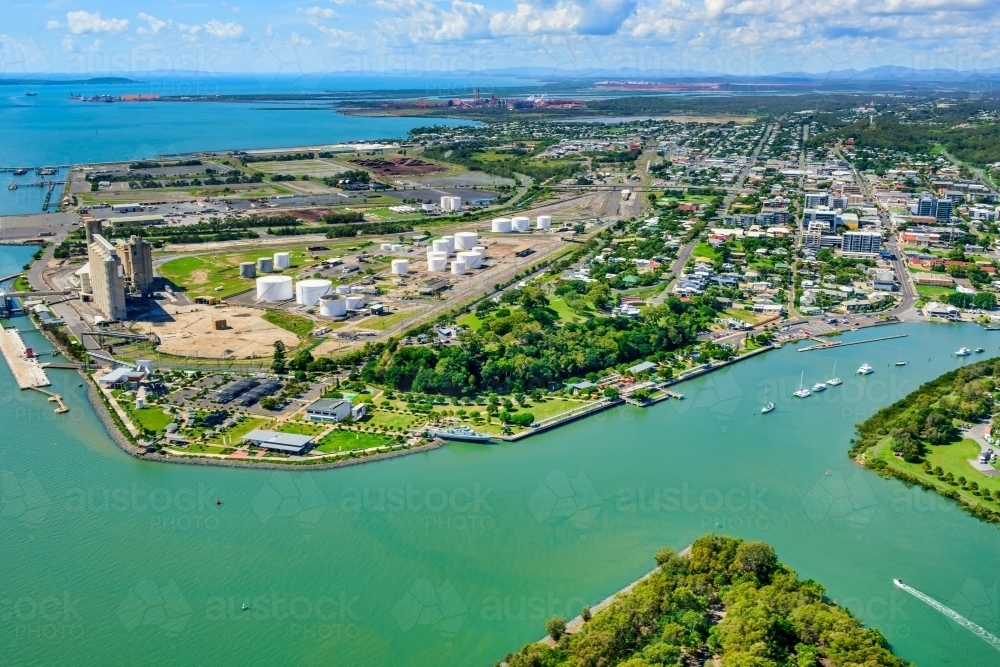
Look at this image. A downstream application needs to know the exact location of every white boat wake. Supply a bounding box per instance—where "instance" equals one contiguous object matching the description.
[893,579,1000,652]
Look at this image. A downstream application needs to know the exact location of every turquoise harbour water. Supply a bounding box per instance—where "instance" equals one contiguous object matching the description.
[3,243,1000,667]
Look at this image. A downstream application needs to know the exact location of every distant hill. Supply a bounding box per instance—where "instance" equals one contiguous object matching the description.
[0,77,138,86]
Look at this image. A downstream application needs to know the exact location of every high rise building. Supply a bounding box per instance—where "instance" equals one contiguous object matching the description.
[916,193,936,217]
[935,198,953,222]
[842,231,882,256]
[116,235,154,295]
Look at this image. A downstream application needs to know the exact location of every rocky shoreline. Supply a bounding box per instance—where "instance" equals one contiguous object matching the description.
[79,369,445,471]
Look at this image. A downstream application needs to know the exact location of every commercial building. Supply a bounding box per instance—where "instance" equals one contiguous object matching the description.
[305,398,353,422]
[116,235,154,296]
[241,429,313,455]
[842,231,882,257]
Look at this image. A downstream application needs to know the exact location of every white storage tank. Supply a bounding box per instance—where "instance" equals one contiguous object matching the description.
[335,285,351,295]
[380,243,392,251]
[391,259,409,275]
[256,257,273,273]
[256,275,293,302]
[345,294,365,310]
[239,262,256,279]
[451,260,466,275]
[442,236,455,253]
[473,246,487,262]
[350,285,366,293]
[296,279,333,306]
[273,252,291,269]
[536,215,551,230]
[427,252,448,272]
[432,239,451,254]
[457,250,481,269]
[390,243,403,251]
[491,218,512,233]
[319,294,347,317]
[511,216,530,232]
[455,231,478,250]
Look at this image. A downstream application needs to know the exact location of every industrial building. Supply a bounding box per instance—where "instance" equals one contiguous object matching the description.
[116,235,154,296]
[81,220,127,322]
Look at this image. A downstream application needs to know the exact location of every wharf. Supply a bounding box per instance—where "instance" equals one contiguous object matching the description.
[798,333,907,352]
[28,386,69,413]
[0,321,51,388]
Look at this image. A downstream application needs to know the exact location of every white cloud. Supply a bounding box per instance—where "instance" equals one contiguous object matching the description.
[299,6,338,19]
[311,22,359,47]
[203,19,245,38]
[45,20,63,30]
[290,32,312,46]
[137,13,167,34]
[61,34,74,51]
[65,10,129,34]
[490,0,637,36]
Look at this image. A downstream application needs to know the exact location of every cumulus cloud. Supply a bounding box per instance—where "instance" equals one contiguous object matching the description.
[375,0,492,42]
[490,0,638,36]
[311,22,360,47]
[299,6,338,18]
[65,10,129,34]
[137,13,168,35]
[203,19,245,38]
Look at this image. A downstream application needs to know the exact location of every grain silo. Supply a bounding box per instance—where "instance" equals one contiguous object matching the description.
[273,252,291,269]
[536,215,551,230]
[491,218,512,233]
[457,250,481,269]
[427,252,448,272]
[451,260,466,275]
[239,262,257,279]
[511,216,530,232]
[256,275,293,301]
[345,294,365,310]
[256,257,273,273]
[296,279,333,306]
[455,231,478,250]
[391,259,409,275]
[319,294,347,317]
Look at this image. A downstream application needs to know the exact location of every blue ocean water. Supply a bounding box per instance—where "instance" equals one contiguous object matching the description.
[0,75,499,215]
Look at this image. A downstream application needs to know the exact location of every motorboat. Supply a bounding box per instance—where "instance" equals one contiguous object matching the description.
[857,363,873,375]
[13,168,27,175]
[7,183,16,191]
[812,382,827,392]
[793,372,812,398]
[956,347,972,356]
[975,347,985,353]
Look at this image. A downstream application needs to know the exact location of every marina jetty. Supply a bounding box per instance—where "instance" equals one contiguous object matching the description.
[0,320,51,389]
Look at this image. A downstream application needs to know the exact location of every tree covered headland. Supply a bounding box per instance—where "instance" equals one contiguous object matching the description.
[850,359,998,463]
[360,286,721,395]
[501,534,909,667]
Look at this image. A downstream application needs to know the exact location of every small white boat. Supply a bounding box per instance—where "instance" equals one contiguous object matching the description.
[857,363,873,375]
[895,360,907,366]
[812,382,827,392]
[827,362,842,386]
[793,372,812,398]
[761,388,774,413]
[975,347,985,353]
[956,347,971,356]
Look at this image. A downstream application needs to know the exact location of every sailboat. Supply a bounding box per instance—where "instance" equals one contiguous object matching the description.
[793,372,812,398]
[761,388,775,414]
[895,351,907,366]
[827,362,842,386]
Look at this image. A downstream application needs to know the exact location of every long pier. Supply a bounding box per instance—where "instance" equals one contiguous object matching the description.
[797,333,908,352]
[0,321,51,389]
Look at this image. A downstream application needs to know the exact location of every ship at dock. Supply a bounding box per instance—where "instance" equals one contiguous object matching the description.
[427,425,494,443]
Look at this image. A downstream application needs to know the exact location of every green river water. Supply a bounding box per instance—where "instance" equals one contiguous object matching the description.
[3,245,1000,666]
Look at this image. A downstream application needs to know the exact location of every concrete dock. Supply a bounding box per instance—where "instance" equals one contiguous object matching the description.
[0,321,51,389]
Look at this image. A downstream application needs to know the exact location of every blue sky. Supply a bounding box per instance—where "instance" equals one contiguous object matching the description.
[1,0,999,76]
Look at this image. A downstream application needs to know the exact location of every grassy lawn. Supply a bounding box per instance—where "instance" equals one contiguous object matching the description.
[365,411,419,430]
[353,310,414,331]
[692,242,719,260]
[513,396,593,422]
[262,310,314,337]
[457,312,483,331]
[547,295,588,323]
[316,429,393,452]
[276,421,326,436]
[250,158,356,177]
[915,284,954,299]
[127,406,174,432]
[183,443,231,455]
[873,438,1000,507]
[12,275,32,292]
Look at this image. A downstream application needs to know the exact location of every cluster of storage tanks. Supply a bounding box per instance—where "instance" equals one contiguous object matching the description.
[422,232,485,273]
[491,216,550,232]
[254,274,367,311]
